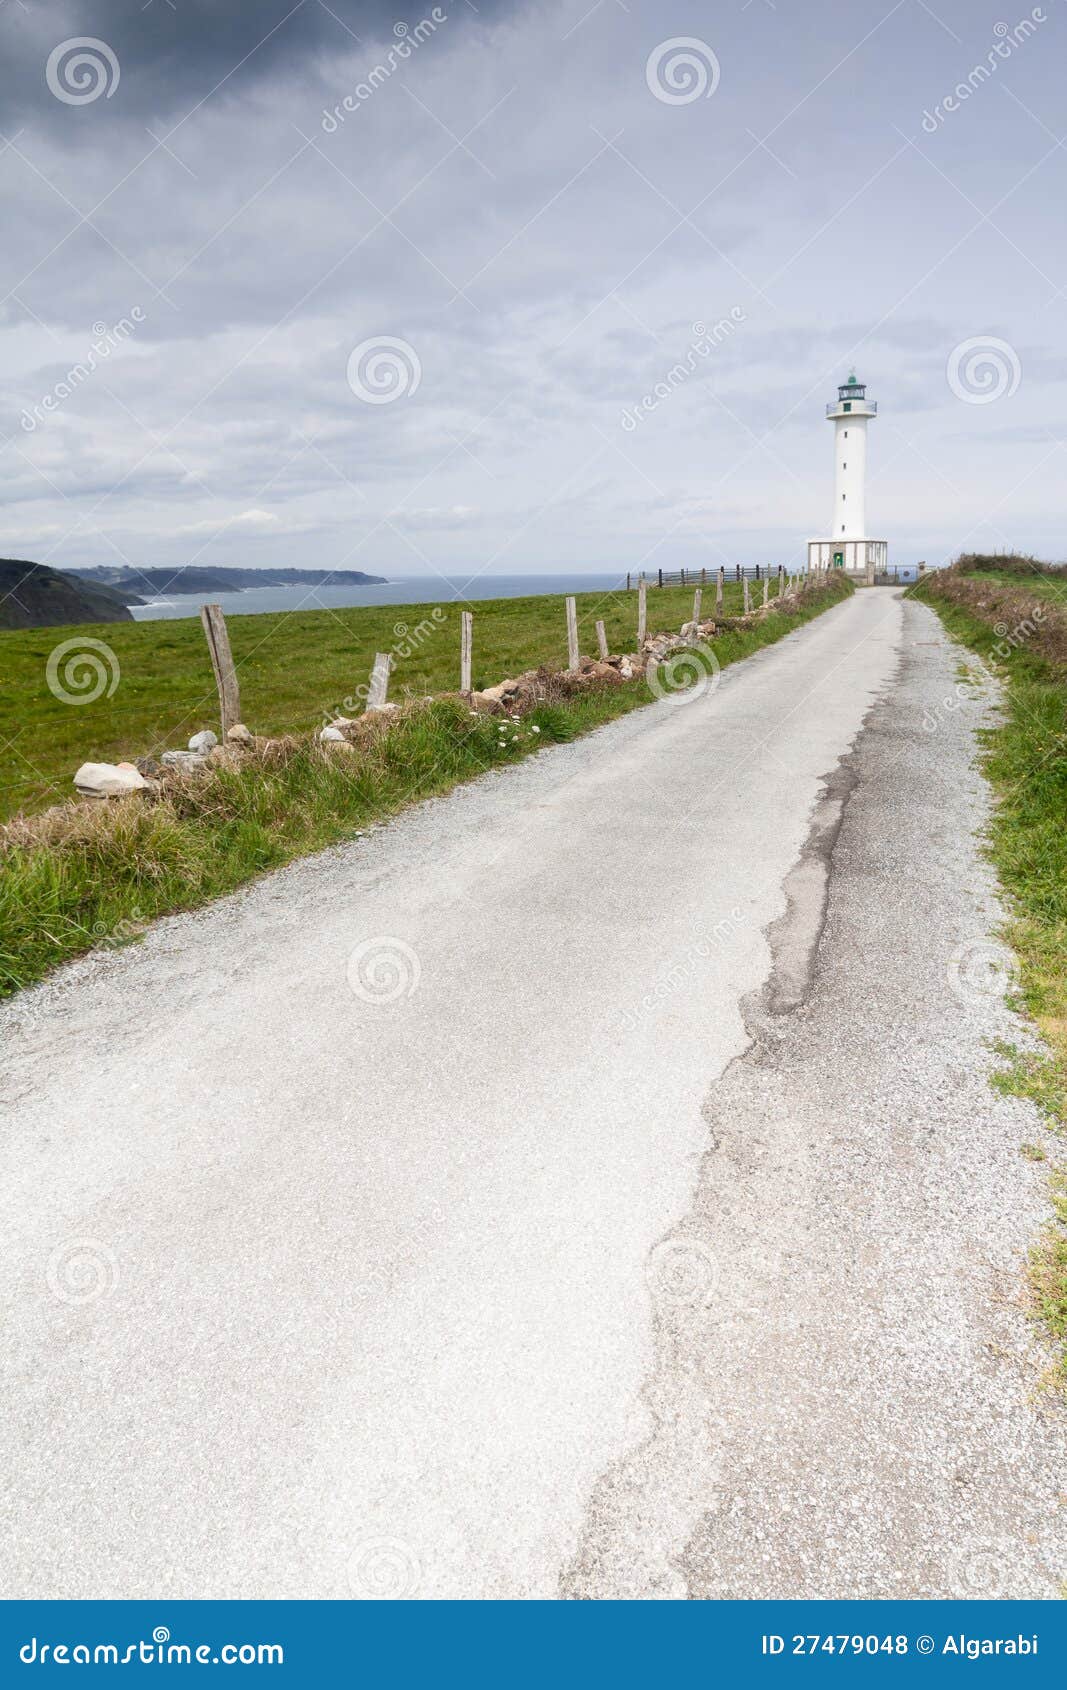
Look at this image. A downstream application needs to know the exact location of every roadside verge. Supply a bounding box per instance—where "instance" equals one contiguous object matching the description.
[909,560,1067,1395]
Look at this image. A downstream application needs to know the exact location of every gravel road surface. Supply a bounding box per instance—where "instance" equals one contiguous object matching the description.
[1,588,1062,1599]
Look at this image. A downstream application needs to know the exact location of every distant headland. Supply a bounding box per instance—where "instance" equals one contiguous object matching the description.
[71,565,388,599]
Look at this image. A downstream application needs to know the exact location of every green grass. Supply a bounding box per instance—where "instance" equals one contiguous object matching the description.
[0,576,849,997]
[910,568,1067,1391]
[0,579,759,821]
[991,1040,1067,1126]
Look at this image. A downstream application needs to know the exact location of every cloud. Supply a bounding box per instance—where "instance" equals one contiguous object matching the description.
[174,507,284,536]
[392,505,483,530]
[3,2,520,128]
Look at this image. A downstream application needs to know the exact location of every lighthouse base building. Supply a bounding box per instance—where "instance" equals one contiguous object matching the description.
[808,373,888,581]
[808,536,888,578]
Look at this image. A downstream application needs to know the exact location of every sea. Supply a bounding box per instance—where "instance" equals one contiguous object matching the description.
[129,573,630,621]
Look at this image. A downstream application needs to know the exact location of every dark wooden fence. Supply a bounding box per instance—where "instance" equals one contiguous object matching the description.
[625,565,781,590]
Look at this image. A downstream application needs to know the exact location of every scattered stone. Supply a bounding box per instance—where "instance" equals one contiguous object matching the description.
[73,762,148,799]
[135,756,160,777]
[226,723,253,744]
[320,725,347,742]
[364,700,399,716]
[642,632,691,662]
[188,729,218,754]
[477,680,520,704]
[161,749,209,771]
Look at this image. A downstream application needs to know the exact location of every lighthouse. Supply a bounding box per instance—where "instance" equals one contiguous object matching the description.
[808,373,888,580]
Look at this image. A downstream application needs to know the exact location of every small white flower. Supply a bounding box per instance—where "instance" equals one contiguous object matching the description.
[530,725,540,733]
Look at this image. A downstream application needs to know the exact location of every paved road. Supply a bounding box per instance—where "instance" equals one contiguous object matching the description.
[1,590,1063,1598]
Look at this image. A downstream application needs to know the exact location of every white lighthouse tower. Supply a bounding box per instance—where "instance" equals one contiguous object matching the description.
[808,373,887,580]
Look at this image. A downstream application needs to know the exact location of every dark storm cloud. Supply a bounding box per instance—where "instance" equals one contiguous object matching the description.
[2,0,518,127]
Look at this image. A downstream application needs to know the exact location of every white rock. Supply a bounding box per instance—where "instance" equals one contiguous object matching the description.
[73,761,148,799]
[188,729,218,753]
[320,725,347,742]
[226,723,253,744]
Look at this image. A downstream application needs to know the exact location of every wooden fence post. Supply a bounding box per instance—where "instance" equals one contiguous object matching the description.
[199,603,241,736]
[637,577,647,645]
[701,566,707,585]
[778,565,785,597]
[657,568,663,589]
[762,575,769,607]
[595,619,609,660]
[691,587,702,632]
[460,610,473,693]
[565,595,579,671]
[716,567,724,615]
[367,651,393,710]
[743,577,751,613]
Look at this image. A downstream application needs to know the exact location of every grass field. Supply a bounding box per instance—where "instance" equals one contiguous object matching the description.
[961,568,1067,606]
[910,564,1067,1392]
[0,579,756,821]
[0,575,847,995]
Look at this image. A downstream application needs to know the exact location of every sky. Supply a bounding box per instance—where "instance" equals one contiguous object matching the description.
[0,0,1064,588]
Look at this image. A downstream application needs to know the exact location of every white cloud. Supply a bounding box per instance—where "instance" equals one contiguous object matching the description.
[173,509,284,537]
